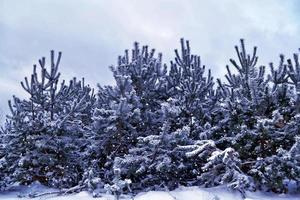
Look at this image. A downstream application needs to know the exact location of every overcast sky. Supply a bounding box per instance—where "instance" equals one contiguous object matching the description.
[0,0,300,122]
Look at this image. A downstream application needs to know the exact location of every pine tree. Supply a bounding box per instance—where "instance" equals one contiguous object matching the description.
[1,38,300,195]
[200,147,254,193]
[249,144,300,193]
[107,39,216,192]
[0,51,95,189]
[166,39,216,139]
[214,40,300,193]
[88,42,167,193]
[217,39,268,130]
[111,42,167,138]
[90,61,142,191]
[112,100,197,191]
[287,49,300,113]
[104,168,132,199]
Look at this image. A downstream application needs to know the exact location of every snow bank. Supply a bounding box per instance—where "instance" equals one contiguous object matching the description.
[0,184,299,200]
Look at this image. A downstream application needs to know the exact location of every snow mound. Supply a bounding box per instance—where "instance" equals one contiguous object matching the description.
[0,184,299,200]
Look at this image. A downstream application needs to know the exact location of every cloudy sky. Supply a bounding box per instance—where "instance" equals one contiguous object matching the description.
[0,0,300,122]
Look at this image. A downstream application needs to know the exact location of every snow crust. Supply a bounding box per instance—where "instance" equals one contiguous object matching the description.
[0,183,299,200]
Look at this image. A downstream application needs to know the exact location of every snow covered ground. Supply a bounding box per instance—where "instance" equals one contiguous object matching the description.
[0,183,299,200]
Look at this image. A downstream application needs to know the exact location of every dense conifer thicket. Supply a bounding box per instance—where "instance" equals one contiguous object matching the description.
[0,39,299,197]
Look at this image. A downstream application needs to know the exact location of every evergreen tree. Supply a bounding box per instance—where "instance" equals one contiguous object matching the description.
[112,100,200,191]
[88,43,167,193]
[0,51,95,189]
[89,58,142,193]
[200,147,254,194]
[1,38,300,195]
[166,39,216,138]
[110,39,217,192]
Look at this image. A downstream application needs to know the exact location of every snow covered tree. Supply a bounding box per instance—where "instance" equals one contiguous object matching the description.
[87,42,168,193]
[287,49,300,112]
[115,43,168,141]
[0,51,95,189]
[104,168,132,199]
[267,55,293,125]
[110,100,178,191]
[1,38,300,195]
[90,63,142,192]
[217,39,268,127]
[200,148,254,194]
[166,39,216,139]
[111,99,217,192]
[249,143,300,193]
[102,39,216,192]
[214,40,300,193]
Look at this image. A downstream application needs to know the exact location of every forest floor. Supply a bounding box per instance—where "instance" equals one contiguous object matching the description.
[0,182,299,200]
